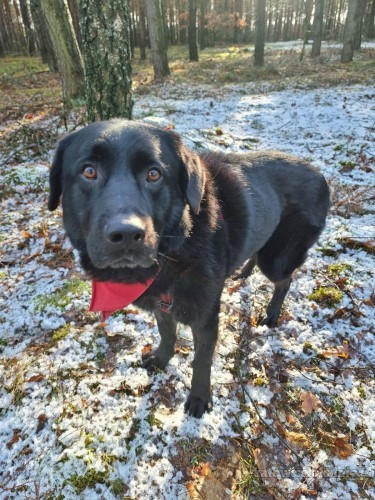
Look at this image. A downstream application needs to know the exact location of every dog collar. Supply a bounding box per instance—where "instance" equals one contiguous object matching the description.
[90,278,156,321]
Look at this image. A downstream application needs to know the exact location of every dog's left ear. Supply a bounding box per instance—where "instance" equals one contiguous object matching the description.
[178,143,206,215]
[48,134,73,211]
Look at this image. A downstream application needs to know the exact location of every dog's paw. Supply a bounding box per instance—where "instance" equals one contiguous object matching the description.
[258,315,278,328]
[141,352,168,371]
[184,394,213,418]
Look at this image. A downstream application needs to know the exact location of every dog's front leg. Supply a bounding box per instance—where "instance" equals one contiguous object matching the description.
[185,306,219,418]
[142,311,177,370]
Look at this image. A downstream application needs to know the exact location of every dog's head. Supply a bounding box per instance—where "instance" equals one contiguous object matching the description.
[48,120,206,275]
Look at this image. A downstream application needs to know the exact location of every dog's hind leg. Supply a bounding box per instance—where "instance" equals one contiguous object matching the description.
[263,276,292,327]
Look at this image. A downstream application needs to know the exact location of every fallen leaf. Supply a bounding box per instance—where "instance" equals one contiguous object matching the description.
[141,344,153,357]
[21,230,32,239]
[300,391,320,414]
[6,433,21,449]
[333,435,354,458]
[293,487,318,498]
[37,414,48,433]
[286,431,312,449]
[322,341,350,360]
[27,374,45,383]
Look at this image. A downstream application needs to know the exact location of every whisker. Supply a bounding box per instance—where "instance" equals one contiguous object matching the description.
[157,252,178,263]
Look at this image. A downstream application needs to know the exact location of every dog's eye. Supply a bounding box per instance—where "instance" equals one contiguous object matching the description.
[147,168,161,182]
[82,165,97,180]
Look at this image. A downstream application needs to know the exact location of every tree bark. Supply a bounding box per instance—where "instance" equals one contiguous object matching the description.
[188,0,198,61]
[67,0,82,48]
[341,0,366,61]
[254,0,266,66]
[364,0,375,38]
[200,0,206,49]
[19,0,37,55]
[145,0,170,79]
[40,0,84,101]
[311,0,324,56]
[138,0,148,60]
[30,0,58,71]
[78,0,133,121]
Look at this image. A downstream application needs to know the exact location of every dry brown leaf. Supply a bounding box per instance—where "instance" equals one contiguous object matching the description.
[141,344,153,357]
[286,431,312,449]
[27,374,45,383]
[36,413,48,433]
[186,480,201,499]
[333,436,354,458]
[286,414,297,425]
[6,433,21,449]
[200,462,210,477]
[293,487,318,498]
[300,391,320,414]
[322,341,350,360]
[21,230,32,239]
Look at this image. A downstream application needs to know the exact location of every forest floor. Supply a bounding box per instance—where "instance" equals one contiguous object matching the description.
[0,41,374,499]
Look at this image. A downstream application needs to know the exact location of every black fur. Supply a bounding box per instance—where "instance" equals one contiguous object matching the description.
[48,119,330,418]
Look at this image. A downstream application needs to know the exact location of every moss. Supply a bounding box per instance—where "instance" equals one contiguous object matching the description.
[69,469,109,493]
[252,376,267,387]
[303,341,319,354]
[51,325,71,343]
[111,478,125,496]
[34,278,90,312]
[308,287,343,307]
[357,386,366,399]
[327,262,352,277]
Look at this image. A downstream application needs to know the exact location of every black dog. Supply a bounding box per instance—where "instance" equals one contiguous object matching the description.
[48,119,330,418]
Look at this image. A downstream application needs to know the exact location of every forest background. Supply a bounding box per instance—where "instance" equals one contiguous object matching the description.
[0,0,374,499]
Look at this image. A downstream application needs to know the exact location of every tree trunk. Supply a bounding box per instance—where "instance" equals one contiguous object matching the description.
[67,0,82,48]
[145,0,170,79]
[303,0,313,43]
[188,0,198,60]
[139,0,148,60]
[364,0,375,38]
[40,0,84,102]
[254,0,266,66]
[341,0,366,61]
[19,0,37,55]
[78,0,133,121]
[311,0,325,56]
[30,0,58,71]
[200,0,206,49]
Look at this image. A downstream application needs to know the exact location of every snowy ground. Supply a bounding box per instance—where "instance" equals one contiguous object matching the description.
[0,80,374,498]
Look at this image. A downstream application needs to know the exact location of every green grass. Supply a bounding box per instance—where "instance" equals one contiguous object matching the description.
[0,56,49,82]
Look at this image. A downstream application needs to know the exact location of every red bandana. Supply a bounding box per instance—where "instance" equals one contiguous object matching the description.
[90,278,155,321]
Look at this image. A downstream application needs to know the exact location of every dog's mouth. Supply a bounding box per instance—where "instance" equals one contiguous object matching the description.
[91,251,158,270]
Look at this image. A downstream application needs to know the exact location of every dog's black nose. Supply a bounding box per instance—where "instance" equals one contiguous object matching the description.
[105,219,145,246]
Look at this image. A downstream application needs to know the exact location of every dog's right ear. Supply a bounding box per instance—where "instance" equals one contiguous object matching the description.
[48,135,73,211]
[177,143,206,215]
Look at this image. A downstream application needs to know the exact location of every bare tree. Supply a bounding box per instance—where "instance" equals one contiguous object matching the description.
[341,0,366,62]
[254,0,266,66]
[30,0,58,71]
[364,0,375,38]
[40,0,84,102]
[19,0,36,55]
[311,0,325,57]
[145,0,170,79]
[188,0,198,61]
